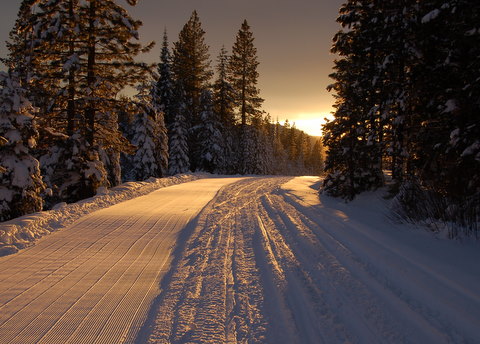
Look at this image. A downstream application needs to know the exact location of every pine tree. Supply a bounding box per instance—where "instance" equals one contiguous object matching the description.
[2,0,40,87]
[214,47,236,128]
[323,0,384,200]
[0,71,45,221]
[154,29,175,132]
[229,20,264,174]
[99,144,122,187]
[197,89,225,173]
[272,120,288,174]
[325,0,479,233]
[82,0,154,147]
[118,103,137,182]
[5,0,154,201]
[130,112,160,181]
[255,116,274,175]
[172,11,212,170]
[213,46,237,173]
[168,84,190,175]
[448,0,480,207]
[307,139,324,176]
[125,82,169,181]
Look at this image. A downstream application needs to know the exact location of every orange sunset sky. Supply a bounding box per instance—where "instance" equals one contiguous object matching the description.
[0,0,345,136]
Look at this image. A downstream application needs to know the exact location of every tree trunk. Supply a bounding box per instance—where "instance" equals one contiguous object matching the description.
[86,0,96,146]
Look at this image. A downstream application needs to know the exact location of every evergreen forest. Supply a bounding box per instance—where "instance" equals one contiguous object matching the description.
[0,2,324,222]
[322,0,479,236]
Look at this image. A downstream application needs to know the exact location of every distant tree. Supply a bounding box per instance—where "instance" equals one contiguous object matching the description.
[306,139,324,175]
[271,120,288,174]
[0,72,45,221]
[255,116,274,175]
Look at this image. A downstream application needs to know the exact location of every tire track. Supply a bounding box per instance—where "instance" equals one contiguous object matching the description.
[145,177,289,343]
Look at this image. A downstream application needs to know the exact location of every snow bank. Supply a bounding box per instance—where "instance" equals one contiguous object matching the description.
[0,173,208,256]
[421,9,441,24]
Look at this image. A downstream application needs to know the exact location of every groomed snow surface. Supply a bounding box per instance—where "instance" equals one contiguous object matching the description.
[0,173,209,255]
[1,176,479,343]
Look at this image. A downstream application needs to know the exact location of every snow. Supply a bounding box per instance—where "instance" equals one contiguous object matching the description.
[422,9,441,24]
[63,53,79,71]
[461,140,480,158]
[465,28,478,36]
[0,173,209,255]
[144,176,480,343]
[0,176,243,343]
[443,98,458,113]
[1,176,479,343]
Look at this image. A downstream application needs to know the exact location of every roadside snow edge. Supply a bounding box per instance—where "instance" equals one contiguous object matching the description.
[0,173,209,256]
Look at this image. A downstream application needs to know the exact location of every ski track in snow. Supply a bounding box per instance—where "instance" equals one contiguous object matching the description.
[0,177,243,344]
[143,176,480,344]
[1,176,479,344]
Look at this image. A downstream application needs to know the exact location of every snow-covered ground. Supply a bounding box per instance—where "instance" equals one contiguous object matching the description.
[0,176,479,343]
[143,176,480,344]
[0,173,208,256]
[0,177,243,343]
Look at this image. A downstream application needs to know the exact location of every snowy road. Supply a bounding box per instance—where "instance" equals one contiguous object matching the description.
[1,176,479,344]
[0,177,243,344]
[144,176,480,344]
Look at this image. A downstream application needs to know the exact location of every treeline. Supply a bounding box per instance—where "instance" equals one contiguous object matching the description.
[0,1,323,221]
[323,0,479,236]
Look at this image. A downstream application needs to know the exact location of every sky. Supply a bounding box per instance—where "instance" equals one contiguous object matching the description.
[0,0,345,136]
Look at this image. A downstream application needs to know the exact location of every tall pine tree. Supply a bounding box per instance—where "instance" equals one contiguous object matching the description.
[168,83,190,175]
[154,29,175,133]
[213,46,237,173]
[229,20,264,174]
[172,11,212,171]
[5,0,155,202]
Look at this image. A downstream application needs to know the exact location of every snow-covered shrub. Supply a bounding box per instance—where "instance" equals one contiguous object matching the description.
[0,71,45,221]
[392,180,479,238]
[37,129,108,207]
